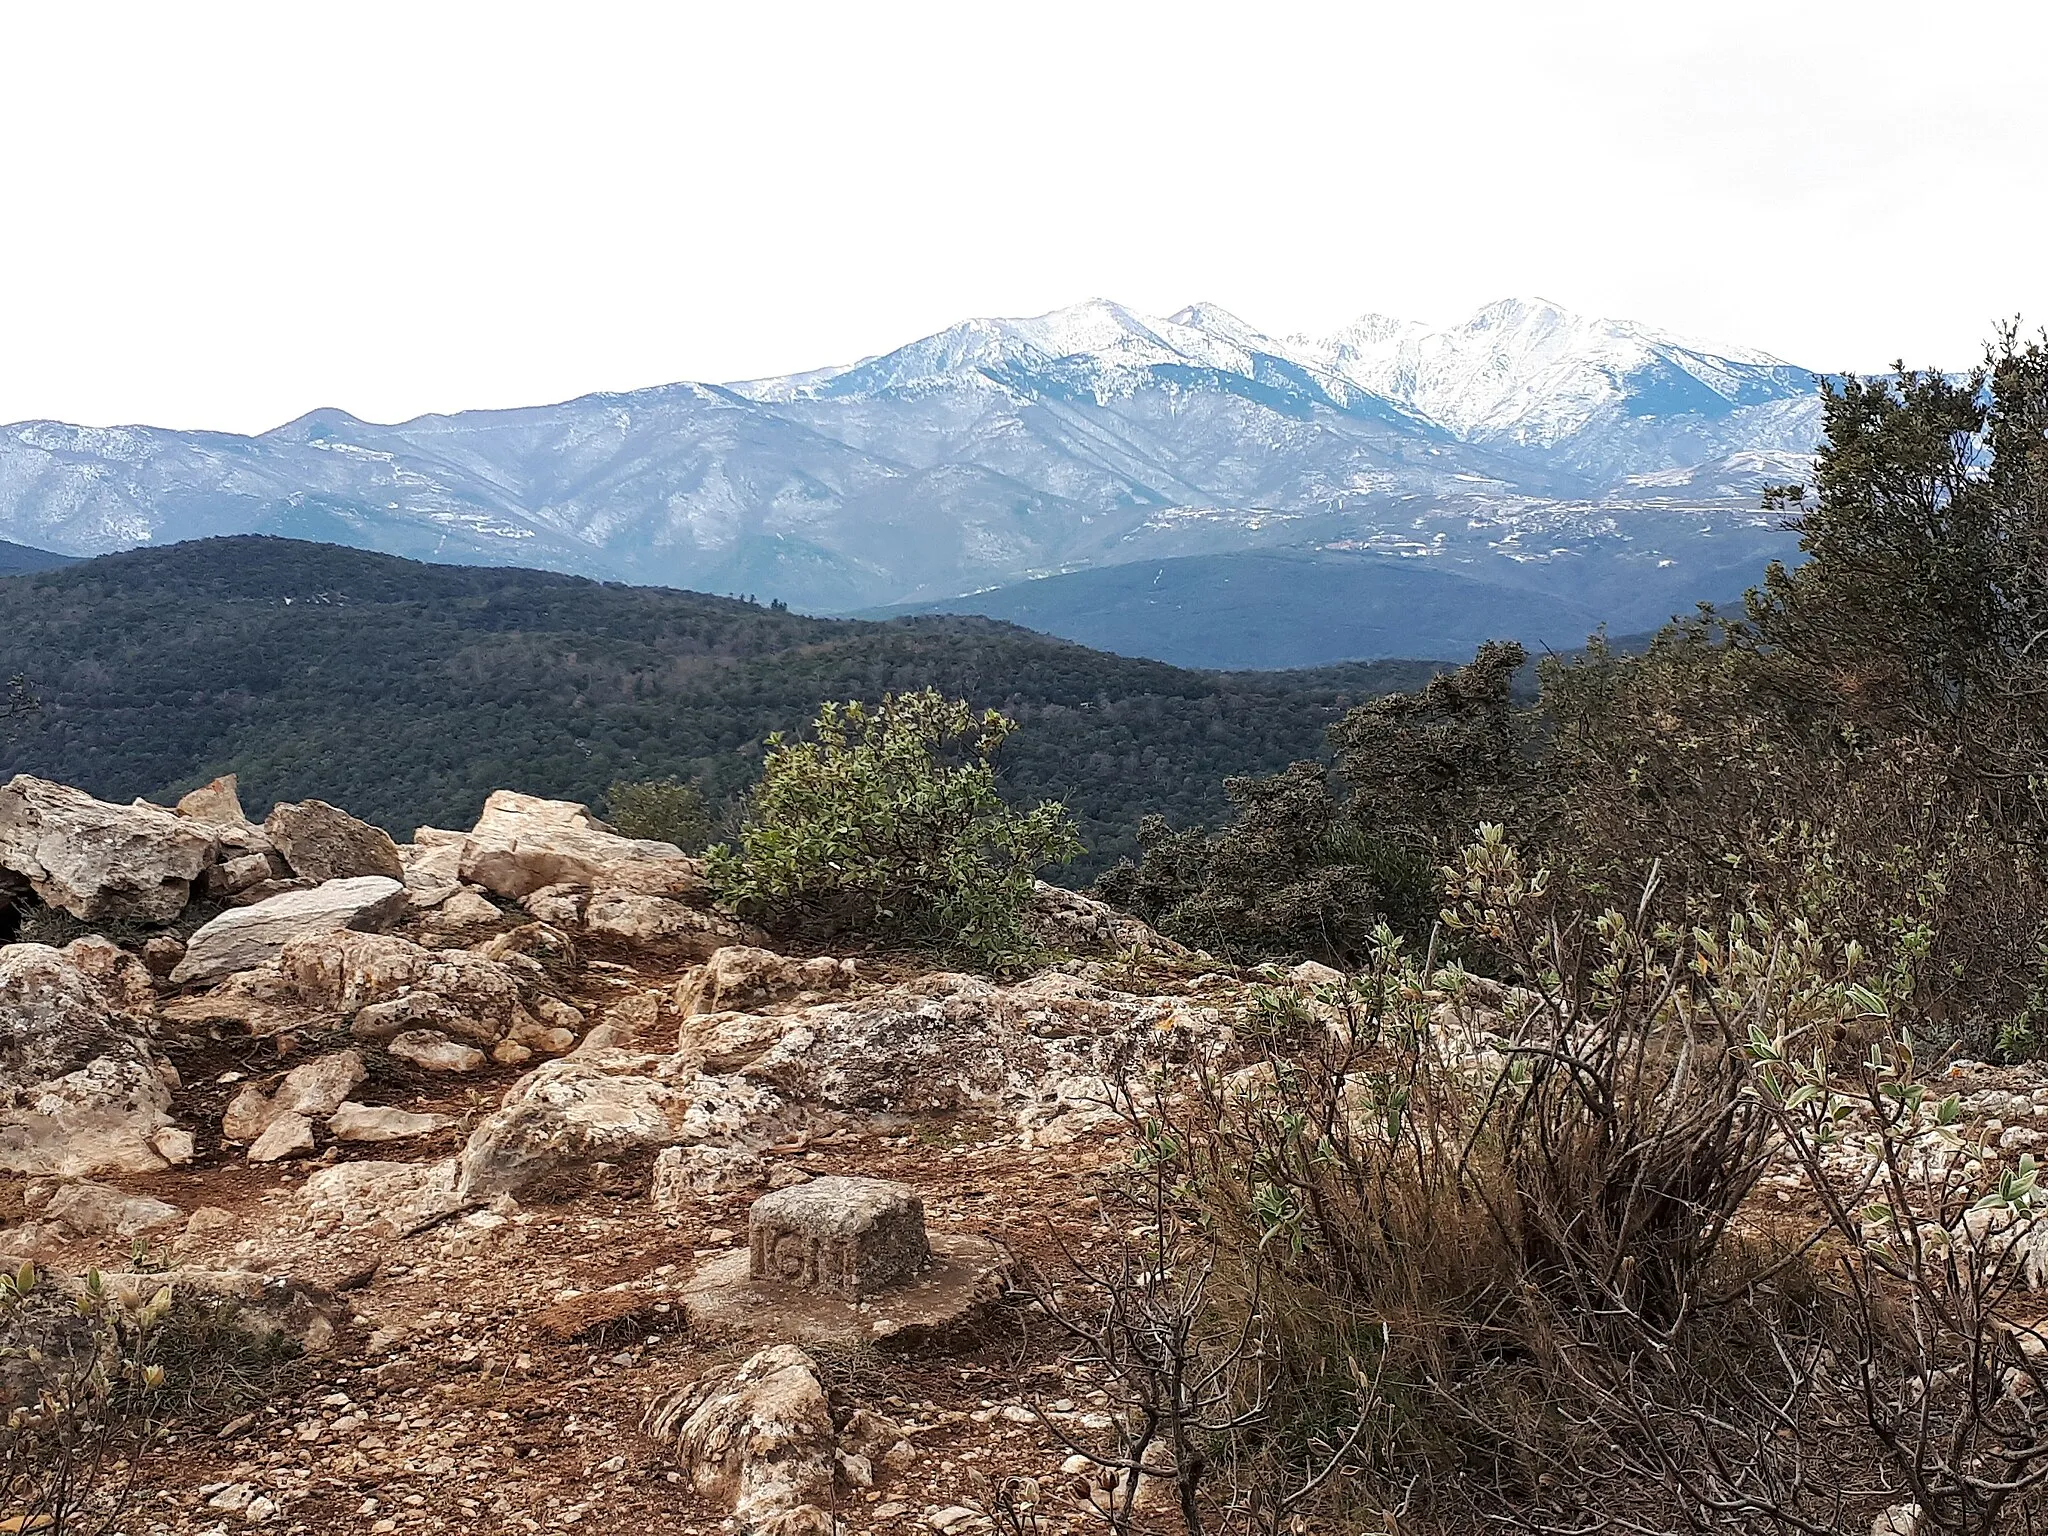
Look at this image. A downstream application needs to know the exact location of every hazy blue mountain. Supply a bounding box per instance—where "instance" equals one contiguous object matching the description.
[0,297,1819,654]
[0,539,76,577]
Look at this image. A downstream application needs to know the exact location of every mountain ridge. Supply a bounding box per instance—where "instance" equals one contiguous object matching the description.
[0,297,1819,650]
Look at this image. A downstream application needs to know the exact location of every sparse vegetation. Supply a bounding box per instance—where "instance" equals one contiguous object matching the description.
[707,690,1082,967]
[602,777,714,852]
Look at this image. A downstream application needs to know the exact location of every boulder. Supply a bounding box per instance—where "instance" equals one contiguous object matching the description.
[263,800,405,883]
[248,1112,316,1162]
[1,1053,175,1178]
[1026,881,1189,957]
[170,876,408,985]
[398,834,465,906]
[453,1053,785,1201]
[0,776,216,922]
[740,975,1049,1114]
[327,1102,455,1143]
[205,851,276,899]
[678,1011,793,1074]
[422,887,501,930]
[387,1031,485,1074]
[281,930,549,1047]
[644,1344,838,1536]
[675,947,857,1018]
[299,1158,464,1237]
[0,940,176,1177]
[582,889,752,947]
[459,791,704,901]
[275,1050,367,1117]
[175,774,250,827]
[221,1082,278,1142]
[652,1144,769,1206]
[43,1180,184,1238]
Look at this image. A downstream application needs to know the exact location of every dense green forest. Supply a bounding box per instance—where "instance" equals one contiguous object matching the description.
[0,537,1437,881]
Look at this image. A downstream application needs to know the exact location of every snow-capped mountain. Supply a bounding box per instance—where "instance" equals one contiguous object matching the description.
[0,298,1824,655]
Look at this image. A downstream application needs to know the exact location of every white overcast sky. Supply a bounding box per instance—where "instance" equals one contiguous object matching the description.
[3,1,2043,434]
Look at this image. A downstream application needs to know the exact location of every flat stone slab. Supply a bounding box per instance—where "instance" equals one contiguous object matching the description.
[171,876,407,984]
[682,1232,1011,1354]
[748,1175,932,1300]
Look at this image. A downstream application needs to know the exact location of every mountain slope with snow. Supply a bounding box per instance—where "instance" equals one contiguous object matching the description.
[0,298,1823,649]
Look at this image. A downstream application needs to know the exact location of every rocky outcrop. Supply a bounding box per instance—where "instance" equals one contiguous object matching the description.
[170,876,408,984]
[175,774,250,827]
[645,1345,839,1536]
[454,1052,786,1201]
[280,930,574,1051]
[43,1180,184,1238]
[0,939,178,1177]
[265,800,405,883]
[459,791,703,900]
[674,947,857,1018]
[0,776,215,922]
[1027,881,1189,957]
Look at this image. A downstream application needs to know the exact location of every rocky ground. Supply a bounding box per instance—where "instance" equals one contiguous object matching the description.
[0,773,1237,1536]
[6,772,2048,1536]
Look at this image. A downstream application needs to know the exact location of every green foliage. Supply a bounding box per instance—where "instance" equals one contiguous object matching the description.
[1098,763,1430,966]
[0,536,1436,884]
[602,777,712,852]
[707,690,1082,967]
[1099,643,1528,965]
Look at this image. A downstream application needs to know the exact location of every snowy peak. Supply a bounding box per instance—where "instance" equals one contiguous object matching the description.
[1302,297,1812,445]
[734,296,1813,446]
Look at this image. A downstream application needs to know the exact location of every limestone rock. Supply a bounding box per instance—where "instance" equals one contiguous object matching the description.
[1026,881,1189,957]
[398,835,465,906]
[679,1011,792,1073]
[281,929,548,1048]
[0,776,215,922]
[175,774,250,827]
[459,791,705,901]
[140,934,186,978]
[264,800,405,883]
[300,1158,464,1236]
[422,886,501,931]
[151,1126,195,1165]
[205,851,278,899]
[652,1144,768,1207]
[582,889,751,947]
[0,940,175,1177]
[170,876,408,985]
[740,974,1047,1114]
[748,1177,931,1300]
[248,1111,315,1162]
[326,1101,455,1143]
[454,1052,785,1201]
[387,1031,485,1074]
[645,1344,837,1536]
[275,1049,367,1117]
[675,947,857,1018]
[221,1082,278,1142]
[43,1180,184,1237]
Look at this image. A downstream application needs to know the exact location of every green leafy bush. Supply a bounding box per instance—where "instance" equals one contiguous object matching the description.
[603,777,713,852]
[706,689,1081,967]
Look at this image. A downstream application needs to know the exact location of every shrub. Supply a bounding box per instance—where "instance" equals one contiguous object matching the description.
[1032,829,2048,1533]
[603,777,713,852]
[706,689,1081,967]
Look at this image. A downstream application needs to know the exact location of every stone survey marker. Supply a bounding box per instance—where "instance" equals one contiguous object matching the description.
[748,1176,933,1300]
[684,1175,1008,1351]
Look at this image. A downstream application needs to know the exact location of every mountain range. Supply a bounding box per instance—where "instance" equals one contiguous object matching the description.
[0,297,1821,663]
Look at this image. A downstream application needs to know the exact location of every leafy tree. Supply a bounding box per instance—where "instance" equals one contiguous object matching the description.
[1098,645,1526,965]
[603,777,713,852]
[706,689,1081,967]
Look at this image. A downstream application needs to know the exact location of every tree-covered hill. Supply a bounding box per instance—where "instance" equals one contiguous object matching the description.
[0,537,1438,881]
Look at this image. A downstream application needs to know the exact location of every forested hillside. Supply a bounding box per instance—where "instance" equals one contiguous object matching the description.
[0,537,1435,880]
